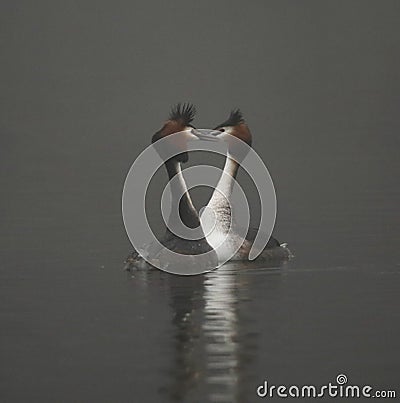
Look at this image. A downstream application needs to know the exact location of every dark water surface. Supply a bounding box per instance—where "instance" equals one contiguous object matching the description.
[1,1,400,402]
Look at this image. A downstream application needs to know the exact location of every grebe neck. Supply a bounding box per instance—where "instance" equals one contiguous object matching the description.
[208,153,239,208]
[164,158,200,229]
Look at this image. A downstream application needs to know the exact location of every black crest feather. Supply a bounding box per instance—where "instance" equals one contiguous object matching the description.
[169,103,196,126]
[215,109,244,129]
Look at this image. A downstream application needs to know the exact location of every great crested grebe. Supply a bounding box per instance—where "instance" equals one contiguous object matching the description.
[124,103,217,270]
[199,109,291,262]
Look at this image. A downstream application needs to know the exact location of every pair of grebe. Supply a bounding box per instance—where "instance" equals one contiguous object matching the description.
[125,104,290,270]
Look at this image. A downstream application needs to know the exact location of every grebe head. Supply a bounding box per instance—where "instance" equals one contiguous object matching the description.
[152,103,198,162]
[210,110,252,162]
[211,109,252,146]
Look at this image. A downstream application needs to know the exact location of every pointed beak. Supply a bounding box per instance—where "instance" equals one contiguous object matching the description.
[190,128,220,142]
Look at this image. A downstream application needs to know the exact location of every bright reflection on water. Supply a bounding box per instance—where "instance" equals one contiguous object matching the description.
[130,261,287,403]
[203,267,239,402]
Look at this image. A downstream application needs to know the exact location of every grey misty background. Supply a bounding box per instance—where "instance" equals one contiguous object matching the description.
[1,0,399,268]
[1,1,400,402]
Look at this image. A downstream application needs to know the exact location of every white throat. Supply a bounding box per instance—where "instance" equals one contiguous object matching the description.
[200,153,243,261]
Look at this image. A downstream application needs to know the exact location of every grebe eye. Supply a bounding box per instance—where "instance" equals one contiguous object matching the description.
[219,128,225,132]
